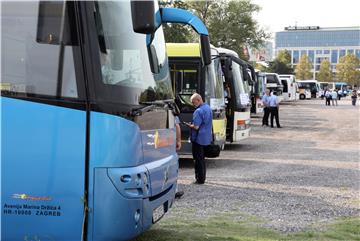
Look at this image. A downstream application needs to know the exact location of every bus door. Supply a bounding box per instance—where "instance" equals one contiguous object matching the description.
[2,2,87,240]
[170,61,200,153]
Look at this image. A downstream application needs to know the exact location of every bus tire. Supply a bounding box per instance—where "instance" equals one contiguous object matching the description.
[300,94,305,100]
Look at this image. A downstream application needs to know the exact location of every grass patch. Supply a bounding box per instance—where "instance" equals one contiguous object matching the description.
[133,215,360,241]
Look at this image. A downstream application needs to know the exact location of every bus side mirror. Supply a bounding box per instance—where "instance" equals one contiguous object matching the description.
[36,1,78,45]
[200,35,211,65]
[131,1,156,34]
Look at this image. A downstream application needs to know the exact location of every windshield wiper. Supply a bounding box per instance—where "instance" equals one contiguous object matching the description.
[131,99,175,116]
[130,104,156,116]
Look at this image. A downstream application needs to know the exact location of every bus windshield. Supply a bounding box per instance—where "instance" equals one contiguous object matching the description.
[96,1,173,106]
[204,58,225,109]
[231,61,249,108]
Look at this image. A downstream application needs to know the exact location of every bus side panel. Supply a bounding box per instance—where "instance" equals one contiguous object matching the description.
[233,111,251,142]
[87,112,143,240]
[88,112,178,240]
[212,118,226,146]
[1,97,86,241]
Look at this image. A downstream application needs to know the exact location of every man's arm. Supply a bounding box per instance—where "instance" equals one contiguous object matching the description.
[175,123,181,151]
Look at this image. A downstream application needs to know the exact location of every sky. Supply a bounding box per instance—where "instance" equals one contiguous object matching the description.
[252,0,360,37]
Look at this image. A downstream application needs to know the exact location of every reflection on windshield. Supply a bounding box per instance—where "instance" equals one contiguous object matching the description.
[232,62,249,107]
[96,1,173,106]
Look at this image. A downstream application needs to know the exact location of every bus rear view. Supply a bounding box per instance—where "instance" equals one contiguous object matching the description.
[1,1,179,240]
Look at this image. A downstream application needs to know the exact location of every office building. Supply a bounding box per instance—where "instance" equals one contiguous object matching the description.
[275,26,360,78]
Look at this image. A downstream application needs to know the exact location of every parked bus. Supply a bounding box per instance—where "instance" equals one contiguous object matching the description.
[251,70,266,114]
[296,80,320,98]
[1,1,211,240]
[279,74,297,101]
[166,43,226,154]
[335,82,349,97]
[264,73,284,101]
[216,48,251,143]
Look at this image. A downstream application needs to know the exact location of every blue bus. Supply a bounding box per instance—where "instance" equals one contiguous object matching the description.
[335,82,349,97]
[1,1,210,240]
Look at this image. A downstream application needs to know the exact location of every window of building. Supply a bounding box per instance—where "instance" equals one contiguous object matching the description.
[323,50,330,54]
[347,49,354,54]
[339,49,346,58]
[316,50,322,54]
[308,50,315,63]
[301,50,307,57]
[316,57,322,64]
[293,50,299,64]
[356,49,360,59]
[316,65,320,71]
[331,50,338,63]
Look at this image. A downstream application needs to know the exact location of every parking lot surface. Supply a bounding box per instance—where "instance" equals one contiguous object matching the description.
[172,97,360,232]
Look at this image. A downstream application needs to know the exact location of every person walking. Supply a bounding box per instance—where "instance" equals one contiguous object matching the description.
[269,92,281,128]
[351,90,358,106]
[184,93,212,184]
[331,89,338,106]
[262,89,271,126]
[324,88,331,106]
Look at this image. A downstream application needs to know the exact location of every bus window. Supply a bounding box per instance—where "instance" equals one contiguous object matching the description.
[94,1,173,108]
[2,1,79,99]
[281,79,288,93]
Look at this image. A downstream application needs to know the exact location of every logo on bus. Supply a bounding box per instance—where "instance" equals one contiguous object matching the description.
[12,194,52,201]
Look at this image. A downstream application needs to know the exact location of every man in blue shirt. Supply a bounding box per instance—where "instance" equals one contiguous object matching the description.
[268,92,281,128]
[185,93,212,184]
[262,89,270,126]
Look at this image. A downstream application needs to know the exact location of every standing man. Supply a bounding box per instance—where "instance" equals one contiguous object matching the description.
[262,89,270,126]
[174,113,184,199]
[269,92,281,128]
[185,93,212,184]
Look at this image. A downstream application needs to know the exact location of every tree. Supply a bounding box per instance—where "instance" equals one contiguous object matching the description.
[336,54,360,86]
[160,0,271,60]
[205,0,270,60]
[267,50,293,74]
[317,59,333,82]
[160,0,194,42]
[295,55,312,80]
[277,49,292,64]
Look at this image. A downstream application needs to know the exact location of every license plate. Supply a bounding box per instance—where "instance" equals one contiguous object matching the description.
[152,205,165,223]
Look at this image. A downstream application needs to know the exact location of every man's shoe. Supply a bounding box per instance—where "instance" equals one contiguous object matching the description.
[277,126,282,128]
[194,180,205,185]
[175,191,184,199]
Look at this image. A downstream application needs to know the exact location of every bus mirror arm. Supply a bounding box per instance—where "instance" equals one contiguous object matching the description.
[200,35,211,65]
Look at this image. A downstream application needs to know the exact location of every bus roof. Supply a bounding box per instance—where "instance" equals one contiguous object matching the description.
[166,43,200,57]
[216,47,239,58]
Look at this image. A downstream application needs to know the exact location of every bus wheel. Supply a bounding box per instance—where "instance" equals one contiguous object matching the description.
[300,94,305,100]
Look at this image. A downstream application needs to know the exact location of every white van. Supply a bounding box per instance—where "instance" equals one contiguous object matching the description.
[279,74,297,101]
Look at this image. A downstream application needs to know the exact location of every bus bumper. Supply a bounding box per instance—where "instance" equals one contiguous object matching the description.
[234,127,251,142]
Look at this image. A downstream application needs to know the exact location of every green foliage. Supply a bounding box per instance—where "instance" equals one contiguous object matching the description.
[159,0,271,59]
[160,0,194,43]
[206,0,270,60]
[317,59,333,82]
[267,59,293,74]
[267,50,293,74]
[295,55,313,80]
[336,54,360,86]
[277,49,292,64]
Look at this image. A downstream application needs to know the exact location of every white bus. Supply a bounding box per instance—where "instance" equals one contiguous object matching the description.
[296,80,320,98]
[279,74,297,101]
